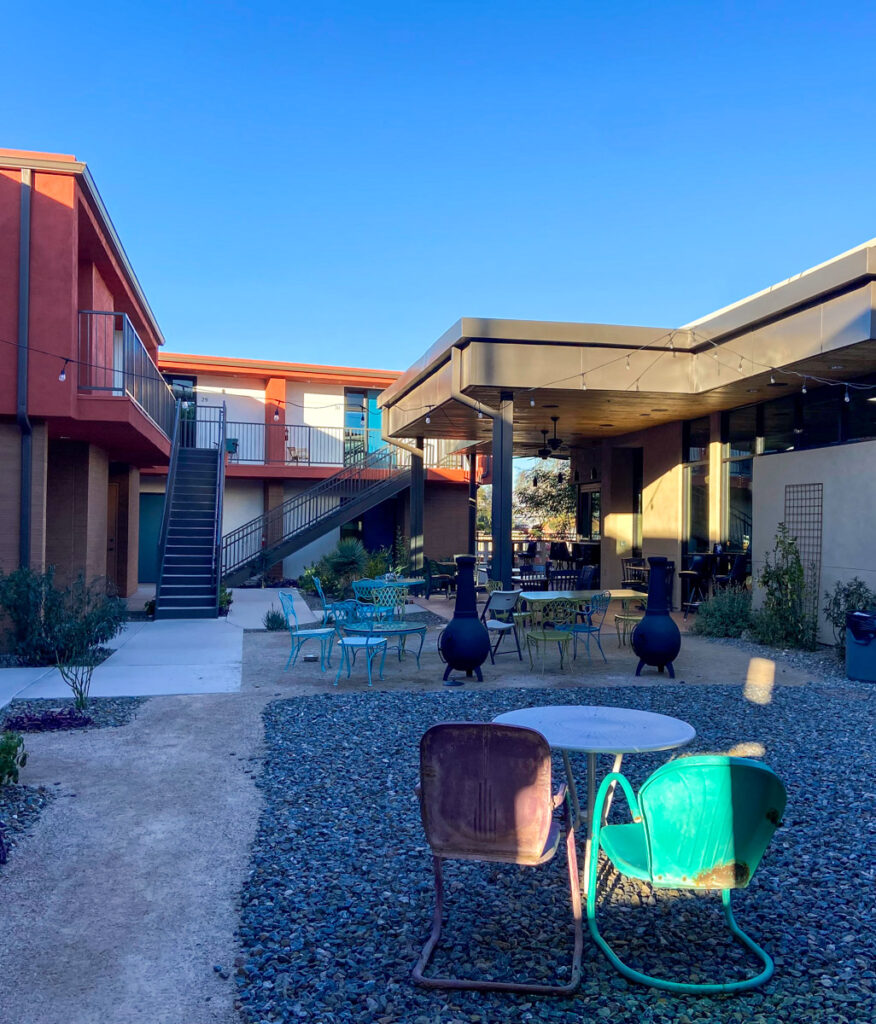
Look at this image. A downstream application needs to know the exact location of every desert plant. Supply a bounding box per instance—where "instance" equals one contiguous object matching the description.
[50,575,127,710]
[326,538,369,596]
[691,587,752,638]
[392,527,411,575]
[263,606,286,631]
[365,545,392,579]
[751,524,817,650]
[823,577,876,656]
[0,732,27,786]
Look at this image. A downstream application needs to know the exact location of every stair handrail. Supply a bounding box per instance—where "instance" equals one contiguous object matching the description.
[221,444,409,579]
[155,399,182,613]
[212,402,227,614]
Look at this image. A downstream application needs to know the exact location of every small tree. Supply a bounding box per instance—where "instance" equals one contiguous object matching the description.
[513,466,576,534]
[48,575,127,710]
[751,524,817,650]
[326,538,369,596]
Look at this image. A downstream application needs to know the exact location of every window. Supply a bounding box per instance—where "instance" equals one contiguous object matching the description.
[683,417,711,554]
[577,487,601,541]
[344,388,383,463]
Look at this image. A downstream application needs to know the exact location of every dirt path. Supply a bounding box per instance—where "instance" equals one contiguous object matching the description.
[0,693,268,1024]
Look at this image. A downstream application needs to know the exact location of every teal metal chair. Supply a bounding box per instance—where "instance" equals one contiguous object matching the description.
[313,576,356,625]
[571,591,611,662]
[278,592,335,671]
[587,755,787,994]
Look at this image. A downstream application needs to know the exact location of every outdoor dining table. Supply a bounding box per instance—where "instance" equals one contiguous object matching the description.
[492,704,695,893]
[517,588,646,605]
[340,620,428,668]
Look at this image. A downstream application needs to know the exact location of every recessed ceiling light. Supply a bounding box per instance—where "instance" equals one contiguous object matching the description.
[768,381,790,388]
[652,407,669,412]
[746,388,760,393]
[599,423,613,427]
[830,364,844,370]
[543,404,559,409]
[640,413,651,417]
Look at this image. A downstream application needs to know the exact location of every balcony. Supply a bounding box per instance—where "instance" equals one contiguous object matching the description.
[211,417,468,469]
[78,311,176,438]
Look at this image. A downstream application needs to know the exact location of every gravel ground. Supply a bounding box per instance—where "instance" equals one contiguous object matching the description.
[1,695,148,732]
[0,784,53,867]
[235,682,875,1023]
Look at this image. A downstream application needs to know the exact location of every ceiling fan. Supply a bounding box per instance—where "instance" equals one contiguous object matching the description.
[537,418,570,461]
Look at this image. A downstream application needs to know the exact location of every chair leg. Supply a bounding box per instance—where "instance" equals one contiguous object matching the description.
[587,871,775,993]
[513,625,522,661]
[595,631,607,664]
[413,829,583,994]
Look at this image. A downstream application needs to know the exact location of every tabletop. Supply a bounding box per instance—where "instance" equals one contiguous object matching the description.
[492,705,695,755]
[343,621,427,635]
[517,589,646,604]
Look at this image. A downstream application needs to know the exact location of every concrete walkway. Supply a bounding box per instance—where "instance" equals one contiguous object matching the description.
[0,588,316,712]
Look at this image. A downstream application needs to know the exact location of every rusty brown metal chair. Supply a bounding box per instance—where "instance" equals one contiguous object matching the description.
[412,722,583,994]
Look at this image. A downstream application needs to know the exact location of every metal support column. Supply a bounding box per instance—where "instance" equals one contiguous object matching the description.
[467,453,478,556]
[410,435,424,572]
[491,392,514,587]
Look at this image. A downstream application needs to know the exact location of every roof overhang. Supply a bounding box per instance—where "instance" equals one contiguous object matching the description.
[381,242,876,454]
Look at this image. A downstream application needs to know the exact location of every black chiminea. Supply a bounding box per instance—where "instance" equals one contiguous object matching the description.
[438,554,490,685]
[631,556,681,677]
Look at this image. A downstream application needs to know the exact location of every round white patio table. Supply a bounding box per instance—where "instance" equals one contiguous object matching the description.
[492,705,695,892]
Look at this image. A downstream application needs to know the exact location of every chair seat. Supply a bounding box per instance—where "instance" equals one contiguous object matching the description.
[599,822,651,882]
[527,629,572,643]
[295,627,336,638]
[339,636,387,648]
[486,619,515,631]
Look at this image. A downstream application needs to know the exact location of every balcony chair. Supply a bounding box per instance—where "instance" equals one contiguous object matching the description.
[679,555,713,619]
[278,592,335,671]
[517,540,539,567]
[570,591,611,662]
[480,590,522,662]
[587,755,787,994]
[412,722,582,994]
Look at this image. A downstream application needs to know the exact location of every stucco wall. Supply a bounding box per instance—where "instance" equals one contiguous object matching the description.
[753,439,876,643]
[222,479,265,534]
[195,373,266,423]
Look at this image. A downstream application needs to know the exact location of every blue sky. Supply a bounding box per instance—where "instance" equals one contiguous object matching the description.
[4,1,876,370]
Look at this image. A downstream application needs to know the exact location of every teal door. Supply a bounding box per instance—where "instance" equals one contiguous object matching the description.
[138,493,165,584]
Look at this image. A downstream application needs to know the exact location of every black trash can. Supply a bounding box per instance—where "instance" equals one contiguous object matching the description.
[846,611,876,681]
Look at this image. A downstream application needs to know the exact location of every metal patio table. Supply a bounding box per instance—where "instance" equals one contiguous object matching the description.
[342,621,428,668]
[518,588,645,606]
[492,705,695,893]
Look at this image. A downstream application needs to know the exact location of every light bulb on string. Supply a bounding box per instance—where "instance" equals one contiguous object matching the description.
[802,380,807,395]
[273,405,280,422]
[58,359,69,382]
[844,386,850,404]
[529,397,535,407]
[425,406,432,425]
[580,374,587,391]
[478,410,483,419]
[770,372,776,384]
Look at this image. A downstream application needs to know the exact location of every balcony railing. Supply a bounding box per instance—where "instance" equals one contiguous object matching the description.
[78,310,176,438]
[213,417,468,469]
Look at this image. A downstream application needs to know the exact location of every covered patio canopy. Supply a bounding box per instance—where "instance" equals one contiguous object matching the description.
[380,240,876,584]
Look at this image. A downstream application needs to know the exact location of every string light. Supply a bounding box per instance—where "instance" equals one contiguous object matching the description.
[801,380,807,394]
[478,410,483,419]
[58,359,69,382]
[425,406,432,425]
[580,374,587,391]
[273,405,280,422]
[625,355,631,370]
[529,398,535,407]
[770,372,776,384]
[845,386,850,403]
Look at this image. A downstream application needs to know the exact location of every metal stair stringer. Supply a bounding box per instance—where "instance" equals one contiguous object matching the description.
[221,446,412,586]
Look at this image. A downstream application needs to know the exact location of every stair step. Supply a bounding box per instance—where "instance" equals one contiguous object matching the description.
[158,596,217,608]
[154,608,218,620]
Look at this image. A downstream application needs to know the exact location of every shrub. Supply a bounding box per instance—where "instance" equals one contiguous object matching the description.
[823,577,876,656]
[219,583,234,615]
[751,524,817,650]
[691,587,752,638]
[0,566,62,665]
[263,606,286,631]
[326,538,369,596]
[0,731,27,786]
[365,546,392,579]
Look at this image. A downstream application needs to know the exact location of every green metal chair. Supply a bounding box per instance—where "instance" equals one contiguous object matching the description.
[516,598,577,671]
[587,755,787,994]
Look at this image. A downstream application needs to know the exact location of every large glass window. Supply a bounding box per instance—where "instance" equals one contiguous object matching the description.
[761,395,798,454]
[577,488,601,541]
[683,417,711,554]
[343,388,383,462]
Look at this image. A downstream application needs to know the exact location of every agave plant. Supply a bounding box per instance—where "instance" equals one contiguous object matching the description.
[326,538,369,596]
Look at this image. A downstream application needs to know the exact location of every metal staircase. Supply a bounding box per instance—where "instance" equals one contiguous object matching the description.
[155,403,226,619]
[221,445,411,586]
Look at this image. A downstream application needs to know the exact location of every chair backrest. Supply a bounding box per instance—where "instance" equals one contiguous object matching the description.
[585,591,611,625]
[485,579,503,595]
[352,579,378,600]
[312,576,328,610]
[729,554,748,585]
[539,598,578,628]
[370,585,408,620]
[482,590,519,621]
[419,723,555,864]
[575,565,596,590]
[549,541,571,562]
[638,755,787,890]
[547,569,578,591]
[687,554,711,580]
[278,591,299,630]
